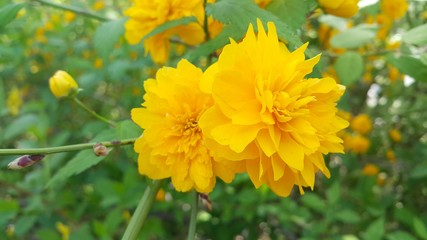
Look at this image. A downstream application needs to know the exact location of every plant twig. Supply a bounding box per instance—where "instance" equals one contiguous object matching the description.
[72,97,117,127]
[187,191,199,240]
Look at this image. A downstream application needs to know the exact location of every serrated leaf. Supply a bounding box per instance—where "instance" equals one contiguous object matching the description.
[94,18,126,58]
[334,52,364,86]
[387,54,427,82]
[0,3,25,29]
[414,217,427,240]
[402,23,427,46]
[330,24,377,49]
[334,209,361,224]
[266,0,309,32]
[300,193,326,213]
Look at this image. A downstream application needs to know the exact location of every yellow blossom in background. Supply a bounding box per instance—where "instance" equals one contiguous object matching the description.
[64,11,76,23]
[7,86,23,116]
[156,188,166,201]
[386,149,396,162]
[351,114,372,135]
[55,222,70,240]
[376,14,392,40]
[388,65,403,82]
[254,0,271,8]
[318,0,359,18]
[94,58,103,69]
[131,59,242,193]
[122,210,131,223]
[389,128,402,142]
[124,0,205,63]
[49,70,79,98]
[199,20,348,197]
[344,134,370,154]
[362,163,379,176]
[381,0,408,20]
[92,0,105,11]
[6,224,15,238]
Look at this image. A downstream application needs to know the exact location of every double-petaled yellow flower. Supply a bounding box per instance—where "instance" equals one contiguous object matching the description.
[198,20,348,197]
[131,59,242,193]
[124,0,205,63]
[49,70,79,98]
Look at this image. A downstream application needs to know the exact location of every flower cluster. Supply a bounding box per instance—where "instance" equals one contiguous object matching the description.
[132,20,348,196]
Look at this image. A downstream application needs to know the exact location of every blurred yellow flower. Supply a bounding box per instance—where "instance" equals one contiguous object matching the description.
[386,149,396,162]
[318,0,359,18]
[92,1,105,11]
[381,0,408,20]
[7,86,23,116]
[49,70,79,98]
[131,59,242,193]
[254,0,271,8]
[389,128,401,142]
[64,11,76,23]
[55,222,70,240]
[199,20,348,197]
[156,188,166,201]
[351,114,372,135]
[94,58,103,69]
[388,66,403,82]
[376,14,392,40]
[124,0,205,63]
[122,210,131,223]
[362,163,379,176]
[344,134,370,154]
[6,224,14,238]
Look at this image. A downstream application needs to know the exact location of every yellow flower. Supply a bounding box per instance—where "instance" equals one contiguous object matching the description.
[64,11,76,23]
[7,86,23,116]
[381,0,408,20]
[254,0,271,8]
[350,114,372,135]
[49,70,79,98]
[131,59,242,193]
[92,1,105,11]
[156,188,166,201]
[198,20,348,197]
[55,222,70,240]
[124,0,205,63]
[362,163,379,176]
[386,149,396,162]
[389,128,401,142]
[318,0,359,18]
[344,134,370,154]
[94,58,103,69]
[388,66,403,82]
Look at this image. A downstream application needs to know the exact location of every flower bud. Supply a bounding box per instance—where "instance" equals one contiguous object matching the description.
[8,154,45,170]
[93,143,109,156]
[318,0,359,18]
[49,70,79,98]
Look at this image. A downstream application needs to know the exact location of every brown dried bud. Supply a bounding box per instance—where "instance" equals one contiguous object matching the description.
[8,154,45,170]
[93,143,109,156]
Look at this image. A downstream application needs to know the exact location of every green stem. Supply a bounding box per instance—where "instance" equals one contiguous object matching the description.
[122,180,162,240]
[72,97,117,127]
[0,138,136,156]
[31,0,111,22]
[187,191,199,240]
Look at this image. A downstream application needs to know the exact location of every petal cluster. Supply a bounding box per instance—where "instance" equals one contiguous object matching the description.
[131,59,241,193]
[198,20,348,197]
[318,0,359,18]
[124,0,205,63]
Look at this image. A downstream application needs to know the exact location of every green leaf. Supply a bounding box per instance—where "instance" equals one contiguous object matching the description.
[300,193,326,213]
[0,78,4,111]
[414,217,427,240]
[0,199,19,226]
[94,18,126,58]
[387,54,427,82]
[189,0,302,62]
[361,218,385,240]
[45,129,115,188]
[3,114,38,141]
[266,0,309,32]
[142,16,197,41]
[116,120,141,139]
[326,180,340,205]
[386,231,417,240]
[15,216,37,237]
[334,52,364,85]
[334,209,361,224]
[330,24,377,49]
[0,3,25,29]
[410,162,427,179]
[402,23,427,46]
